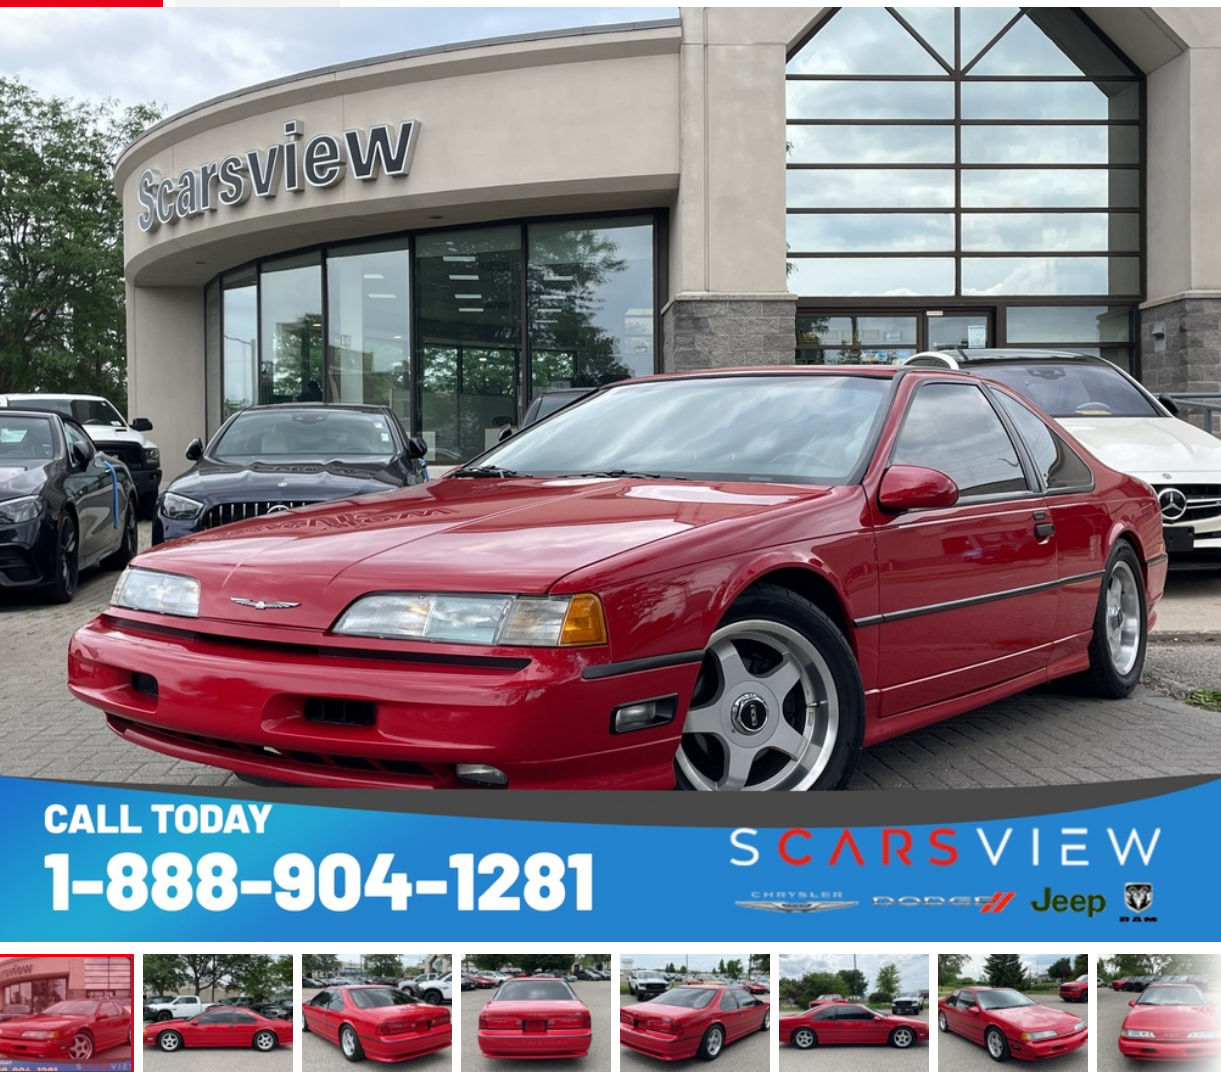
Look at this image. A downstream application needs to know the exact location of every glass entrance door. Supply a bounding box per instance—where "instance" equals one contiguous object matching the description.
[925,310,992,352]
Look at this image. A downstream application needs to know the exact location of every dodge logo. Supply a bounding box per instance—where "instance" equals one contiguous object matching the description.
[1124,882,1153,912]
[1158,488,1188,522]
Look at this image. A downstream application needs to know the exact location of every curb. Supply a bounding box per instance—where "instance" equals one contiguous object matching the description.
[1149,631,1221,644]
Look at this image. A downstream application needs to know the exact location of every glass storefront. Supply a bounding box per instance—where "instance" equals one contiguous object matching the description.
[204,215,658,463]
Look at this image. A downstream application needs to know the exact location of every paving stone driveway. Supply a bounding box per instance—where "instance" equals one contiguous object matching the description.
[2,526,1219,791]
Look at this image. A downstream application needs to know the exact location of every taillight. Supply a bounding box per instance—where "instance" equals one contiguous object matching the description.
[377,1020,407,1036]
[549,1011,591,1030]
[481,1016,522,1030]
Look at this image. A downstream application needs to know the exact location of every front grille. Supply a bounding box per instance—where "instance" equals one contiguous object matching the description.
[203,501,317,529]
[1154,484,1221,525]
[94,441,145,469]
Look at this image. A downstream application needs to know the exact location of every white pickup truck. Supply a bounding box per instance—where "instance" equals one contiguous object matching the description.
[144,996,215,1022]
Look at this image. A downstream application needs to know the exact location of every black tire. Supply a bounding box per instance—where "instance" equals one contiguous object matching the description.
[422,989,442,1005]
[676,582,865,791]
[138,492,158,522]
[102,498,139,571]
[760,1009,770,1032]
[158,1031,183,1053]
[696,1025,725,1061]
[792,1027,816,1050]
[302,1015,311,1033]
[890,1026,916,1049]
[985,1027,1011,1062]
[252,1030,278,1052]
[340,1024,365,1062]
[938,1011,948,1032]
[47,513,79,604]
[157,1010,173,1022]
[1077,541,1146,698]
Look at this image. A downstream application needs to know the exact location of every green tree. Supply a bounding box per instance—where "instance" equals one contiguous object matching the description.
[363,954,404,980]
[874,963,901,1000]
[0,78,161,405]
[177,954,222,996]
[716,959,727,975]
[1047,957,1073,982]
[513,954,576,975]
[939,954,969,987]
[220,955,291,999]
[984,954,1030,990]
[1072,954,1088,978]
[143,955,185,997]
[838,969,867,998]
[303,954,341,977]
[749,955,771,977]
[724,960,743,981]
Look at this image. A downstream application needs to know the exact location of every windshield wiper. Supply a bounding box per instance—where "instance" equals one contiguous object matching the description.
[448,465,527,479]
[575,470,690,480]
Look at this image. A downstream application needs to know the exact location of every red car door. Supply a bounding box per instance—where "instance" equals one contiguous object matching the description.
[96,1002,126,1050]
[230,1011,259,1045]
[871,380,1058,716]
[725,989,754,1041]
[189,1010,231,1047]
[811,1005,849,1043]
[312,990,344,1044]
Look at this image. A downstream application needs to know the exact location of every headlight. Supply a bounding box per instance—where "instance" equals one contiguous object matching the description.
[1122,1029,1156,1038]
[0,496,42,524]
[144,447,161,467]
[333,592,607,647]
[1021,1030,1057,1041]
[1188,1031,1219,1039]
[161,492,203,519]
[21,1030,57,1039]
[113,567,201,617]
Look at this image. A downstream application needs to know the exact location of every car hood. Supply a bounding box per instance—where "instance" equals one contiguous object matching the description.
[1123,1005,1218,1033]
[0,1013,90,1032]
[131,476,833,628]
[83,425,153,448]
[1059,416,1221,481]
[0,463,50,496]
[167,459,405,501]
[990,1005,1083,1033]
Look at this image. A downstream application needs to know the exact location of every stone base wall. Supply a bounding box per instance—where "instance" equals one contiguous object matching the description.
[1140,297,1221,433]
[662,294,798,372]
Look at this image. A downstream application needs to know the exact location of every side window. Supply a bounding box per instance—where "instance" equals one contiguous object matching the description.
[720,989,739,1010]
[309,991,331,1008]
[64,423,93,460]
[960,992,978,1010]
[231,1011,257,1025]
[328,991,347,1011]
[892,382,1029,498]
[993,390,1094,491]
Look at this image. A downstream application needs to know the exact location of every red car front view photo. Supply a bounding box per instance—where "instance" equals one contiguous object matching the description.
[1118,981,1221,1062]
[0,1000,131,1062]
[939,987,1087,1062]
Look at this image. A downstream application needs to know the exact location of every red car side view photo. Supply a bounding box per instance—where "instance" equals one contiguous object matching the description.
[477,977,591,1059]
[780,1003,927,1049]
[620,985,769,1061]
[144,1007,292,1052]
[67,367,1166,791]
[1118,982,1221,1062]
[0,1000,131,1062]
[302,985,451,1063]
[939,987,1088,1061]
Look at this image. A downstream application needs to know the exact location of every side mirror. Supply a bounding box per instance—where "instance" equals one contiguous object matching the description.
[877,465,959,513]
[1157,394,1180,417]
[70,440,91,469]
[498,424,514,442]
[184,438,204,462]
[968,1006,980,1014]
[406,435,428,460]
[131,417,154,432]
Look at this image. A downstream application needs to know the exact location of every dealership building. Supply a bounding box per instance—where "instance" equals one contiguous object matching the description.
[0,956,133,1010]
[116,6,1221,473]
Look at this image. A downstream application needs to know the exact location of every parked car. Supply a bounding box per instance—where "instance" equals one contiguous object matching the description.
[68,367,1165,791]
[0,1000,131,1061]
[1112,978,1132,991]
[891,993,924,1016]
[741,981,769,996]
[146,996,215,1022]
[629,972,669,999]
[809,994,847,1009]
[153,403,428,544]
[1119,981,1220,1062]
[902,349,1221,568]
[781,1003,926,1050]
[0,409,138,602]
[143,1007,291,1052]
[620,985,769,1061]
[303,986,449,1063]
[1059,976,1089,1003]
[0,392,161,518]
[938,987,1087,1061]
[303,977,323,989]
[478,977,591,1059]
[417,976,452,1005]
[1126,976,1160,992]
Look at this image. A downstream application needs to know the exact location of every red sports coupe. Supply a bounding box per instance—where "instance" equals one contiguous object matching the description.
[780,1003,926,1049]
[1059,977,1088,1003]
[0,1000,131,1061]
[477,977,591,1059]
[620,984,769,1061]
[939,988,1087,1061]
[67,367,1165,791]
[144,1007,292,1052]
[303,985,450,1063]
[1118,982,1220,1062]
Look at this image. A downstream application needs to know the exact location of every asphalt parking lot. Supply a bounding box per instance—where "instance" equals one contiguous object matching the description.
[1096,985,1219,1072]
[620,990,769,1072]
[2,524,1219,791]
[144,1034,290,1072]
[465,980,610,1072]
[302,988,452,1072]
[779,1008,929,1071]
[936,993,1087,1072]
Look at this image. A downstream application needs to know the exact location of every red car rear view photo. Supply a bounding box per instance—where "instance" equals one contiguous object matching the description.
[144,1007,292,1052]
[1119,982,1221,1062]
[620,985,769,1061]
[477,977,591,1059]
[302,986,450,1063]
[68,367,1165,791]
[939,987,1087,1061]
[780,1003,927,1049]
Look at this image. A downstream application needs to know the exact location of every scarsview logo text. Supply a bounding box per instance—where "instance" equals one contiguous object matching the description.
[137,119,421,233]
[727,826,1160,867]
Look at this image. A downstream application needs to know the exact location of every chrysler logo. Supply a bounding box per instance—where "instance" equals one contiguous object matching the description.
[230,598,301,610]
[1158,488,1188,522]
[731,693,768,735]
[735,900,858,913]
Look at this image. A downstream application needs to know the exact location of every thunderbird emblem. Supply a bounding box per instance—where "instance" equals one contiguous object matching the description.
[230,598,301,610]
[735,900,858,913]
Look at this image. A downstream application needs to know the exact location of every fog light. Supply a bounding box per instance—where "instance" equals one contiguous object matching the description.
[455,764,509,787]
[611,696,678,734]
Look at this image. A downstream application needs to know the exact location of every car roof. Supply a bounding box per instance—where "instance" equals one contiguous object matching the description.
[234,402,393,414]
[904,348,1108,368]
[0,392,109,401]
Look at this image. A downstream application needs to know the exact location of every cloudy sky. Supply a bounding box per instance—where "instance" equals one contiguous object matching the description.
[779,953,930,992]
[0,6,676,117]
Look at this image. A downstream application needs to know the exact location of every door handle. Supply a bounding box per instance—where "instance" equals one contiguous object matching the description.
[1034,521,1055,539]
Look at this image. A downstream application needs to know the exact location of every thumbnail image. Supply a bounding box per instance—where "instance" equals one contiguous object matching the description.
[0,955,133,1068]
[142,954,292,1066]
[464,954,612,1070]
[622,954,770,1068]
[303,955,451,1070]
[779,953,928,1069]
[1099,953,1220,1070]
[937,954,1086,1069]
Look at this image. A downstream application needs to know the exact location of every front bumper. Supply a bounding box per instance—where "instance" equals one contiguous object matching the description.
[1007,1028,1088,1061]
[619,1025,699,1061]
[1118,1035,1221,1061]
[0,1035,74,1058]
[68,614,695,790]
[361,1023,452,1063]
[478,1029,590,1059]
[0,516,54,589]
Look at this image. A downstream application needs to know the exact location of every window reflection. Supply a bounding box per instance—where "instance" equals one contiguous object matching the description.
[223,271,257,422]
[259,255,321,405]
[961,213,1138,253]
[787,258,955,297]
[961,126,1137,165]
[788,213,954,253]
[961,81,1138,121]
[787,80,953,120]
[788,124,955,164]
[961,169,1139,209]
[960,8,1020,68]
[1006,306,1132,344]
[788,7,945,75]
[787,169,955,209]
[961,257,1139,297]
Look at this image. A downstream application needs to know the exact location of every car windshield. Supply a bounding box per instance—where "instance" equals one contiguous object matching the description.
[977,990,1037,1011]
[495,980,575,1002]
[469,375,891,484]
[1137,986,1209,1006]
[649,989,717,1009]
[0,416,55,460]
[977,363,1160,419]
[897,993,919,1000]
[41,1002,99,1017]
[349,988,418,1009]
[211,409,396,462]
[638,973,665,981]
